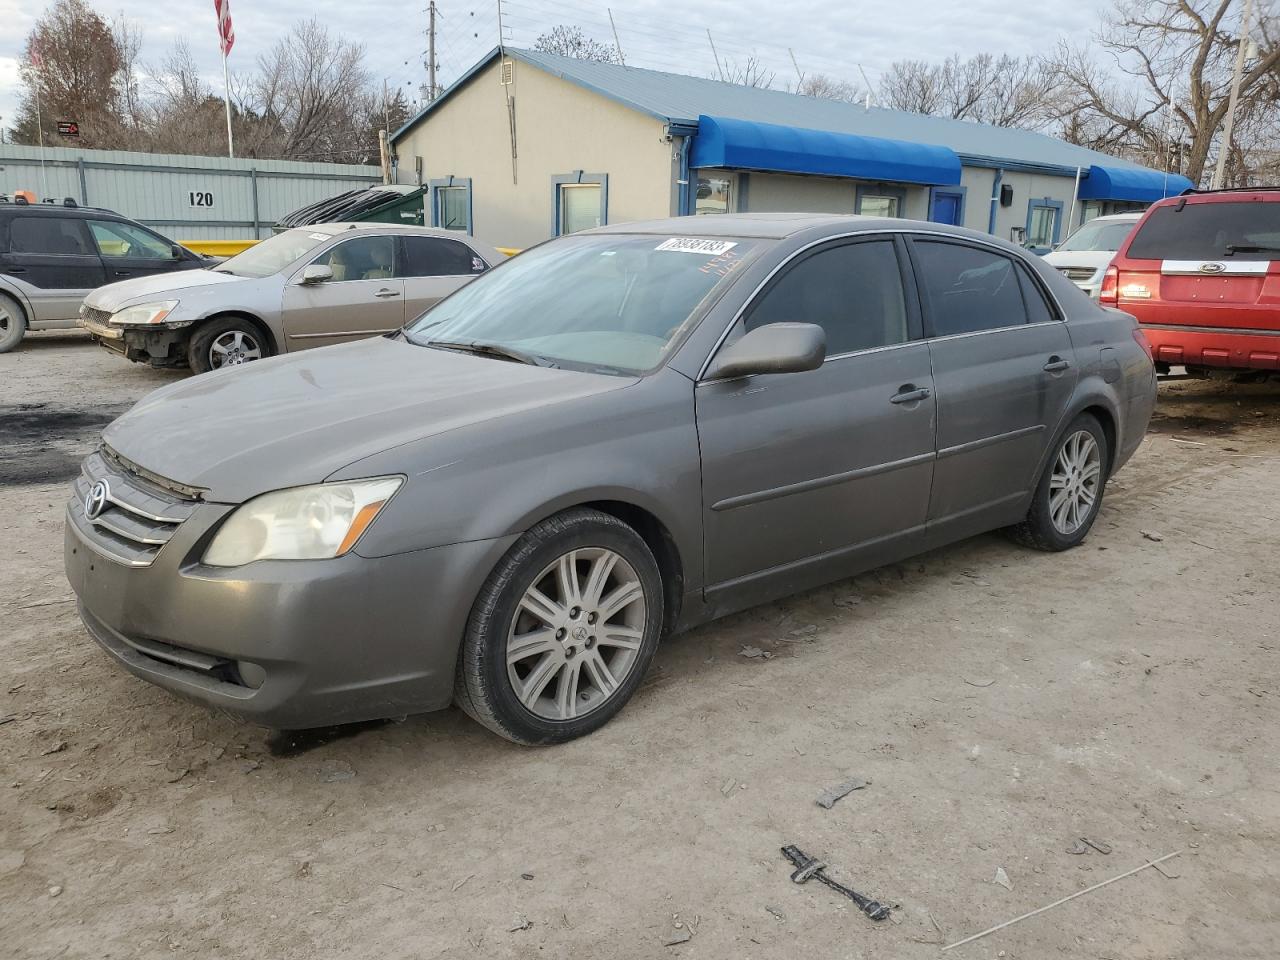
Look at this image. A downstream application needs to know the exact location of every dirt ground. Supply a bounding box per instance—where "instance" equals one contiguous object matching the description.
[2,330,1278,960]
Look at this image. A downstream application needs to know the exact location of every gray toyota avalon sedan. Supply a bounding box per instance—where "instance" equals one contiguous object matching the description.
[65,214,1156,744]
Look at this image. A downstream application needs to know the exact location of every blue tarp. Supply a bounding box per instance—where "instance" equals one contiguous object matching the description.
[1077,164,1195,202]
[690,114,962,186]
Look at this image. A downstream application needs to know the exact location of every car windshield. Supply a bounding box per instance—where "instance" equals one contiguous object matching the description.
[1127,202,1280,260]
[1056,219,1137,253]
[404,233,760,374]
[214,229,334,278]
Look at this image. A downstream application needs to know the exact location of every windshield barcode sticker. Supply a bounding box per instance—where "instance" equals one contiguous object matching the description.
[655,238,738,255]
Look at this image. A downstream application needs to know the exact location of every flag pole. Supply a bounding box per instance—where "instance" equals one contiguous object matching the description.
[221,47,234,159]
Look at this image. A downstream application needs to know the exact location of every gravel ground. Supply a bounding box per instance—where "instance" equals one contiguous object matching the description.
[2,330,1278,960]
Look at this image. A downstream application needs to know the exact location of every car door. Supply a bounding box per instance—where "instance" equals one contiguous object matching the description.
[86,219,189,282]
[908,237,1077,538]
[398,234,488,319]
[279,234,406,350]
[695,236,937,604]
[3,215,106,321]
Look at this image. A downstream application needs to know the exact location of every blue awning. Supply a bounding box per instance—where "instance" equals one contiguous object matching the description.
[1077,164,1194,203]
[690,114,962,186]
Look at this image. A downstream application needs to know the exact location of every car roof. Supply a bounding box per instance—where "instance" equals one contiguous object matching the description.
[0,202,119,218]
[308,222,483,238]
[1151,187,1280,207]
[1087,212,1144,222]
[588,213,981,241]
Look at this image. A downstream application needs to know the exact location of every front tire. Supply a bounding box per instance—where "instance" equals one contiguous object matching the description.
[187,316,271,374]
[0,293,28,353]
[455,508,664,745]
[1007,413,1108,552]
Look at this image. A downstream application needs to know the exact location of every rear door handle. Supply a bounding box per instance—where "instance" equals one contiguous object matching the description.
[374,288,401,298]
[7,266,27,274]
[890,386,931,405]
[1043,356,1071,373]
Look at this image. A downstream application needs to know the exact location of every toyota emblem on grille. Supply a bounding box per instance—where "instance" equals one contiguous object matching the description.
[84,479,110,520]
[1199,262,1226,274]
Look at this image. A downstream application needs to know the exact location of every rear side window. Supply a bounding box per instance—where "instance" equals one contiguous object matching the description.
[913,241,1026,336]
[1127,202,1280,260]
[401,236,486,277]
[744,239,908,355]
[9,216,93,256]
[1017,266,1057,325]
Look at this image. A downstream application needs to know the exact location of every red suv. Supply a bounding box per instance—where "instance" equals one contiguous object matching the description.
[1101,188,1280,376]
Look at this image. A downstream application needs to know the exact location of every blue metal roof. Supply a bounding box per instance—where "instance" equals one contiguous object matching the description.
[392,47,1185,186]
[1075,164,1194,202]
[692,114,961,185]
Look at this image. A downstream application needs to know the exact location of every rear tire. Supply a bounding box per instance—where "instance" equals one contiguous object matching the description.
[1007,413,1108,552]
[0,293,28,353]
[188,316,272,374]
[455,508,664,745]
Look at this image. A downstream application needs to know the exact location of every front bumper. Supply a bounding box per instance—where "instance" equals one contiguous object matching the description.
[65,503,517,729]
[81,317,192,366]
[1139,324,1280,372]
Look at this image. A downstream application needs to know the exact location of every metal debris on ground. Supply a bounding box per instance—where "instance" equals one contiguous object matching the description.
[780,845,891,921]
[664,929,692,946]
[815,776,870,809]
[451,874,474,892]
[720,776,737,796]
[941,850,1182,952]
[520,873,534,880]
[963,677,996,687]
[1066,839,1088,855]
[1080,837,1112,855]
[765,904,785,921]
[993,867,1012,890]
[508,915,532,932]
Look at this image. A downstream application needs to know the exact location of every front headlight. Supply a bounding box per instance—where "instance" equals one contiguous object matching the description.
[109,300,180,325]
[202,477,403,567]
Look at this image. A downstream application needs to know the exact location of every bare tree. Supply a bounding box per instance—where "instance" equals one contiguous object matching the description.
[12,0,124,147]
[879,53,1055,127]
[720,56,775,88]
[533,25,621,63]
[794,72,865,103]
[112,13,144,140]
[1048,0,1280,184]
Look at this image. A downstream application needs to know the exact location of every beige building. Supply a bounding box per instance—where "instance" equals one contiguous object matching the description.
[391,48,1193,252]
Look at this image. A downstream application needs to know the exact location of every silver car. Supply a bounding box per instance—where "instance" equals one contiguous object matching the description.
[79,223,502,373]
[65,214,1156,744]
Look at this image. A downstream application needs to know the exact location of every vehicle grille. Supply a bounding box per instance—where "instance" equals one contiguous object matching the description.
[68,448,200,567]
[80,305,113,326]
[1058,267,1098,282]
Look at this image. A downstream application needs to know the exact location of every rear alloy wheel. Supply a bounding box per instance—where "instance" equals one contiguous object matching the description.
[188,316,271,374]
[0,293,28,353]
[1007,413,1108,551]
[456,508,663,744]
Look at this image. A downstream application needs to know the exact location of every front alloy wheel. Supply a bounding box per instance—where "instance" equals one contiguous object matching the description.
[456,508,664,744]
[209,329,263,368]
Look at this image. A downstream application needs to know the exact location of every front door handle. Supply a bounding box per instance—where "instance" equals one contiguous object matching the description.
[1043,356,1071,373]
[374,288,401,299]
[890,385,931,405]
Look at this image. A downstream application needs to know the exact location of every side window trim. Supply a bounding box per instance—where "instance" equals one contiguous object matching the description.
[905,235,1037,340]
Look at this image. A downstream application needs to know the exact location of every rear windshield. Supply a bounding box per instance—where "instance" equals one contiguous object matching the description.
[1127,201,1280,260]
[1057,219,1137,253]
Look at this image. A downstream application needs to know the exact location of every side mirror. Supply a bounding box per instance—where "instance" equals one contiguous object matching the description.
[704,322,826,381]
[170,244,185,260]
[301,264,333,284]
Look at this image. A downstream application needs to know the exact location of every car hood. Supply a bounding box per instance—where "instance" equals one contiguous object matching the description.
[84,269,243,312]
[1042,250,1116,273]
[103,337,635,503]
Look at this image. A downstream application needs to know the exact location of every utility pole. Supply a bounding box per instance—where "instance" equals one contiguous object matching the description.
[427,1,439,101]
[1212,0,1253,189]
[707,29,724,82]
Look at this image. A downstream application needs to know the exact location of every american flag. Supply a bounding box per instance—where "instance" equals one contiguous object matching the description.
[214,0,235,57]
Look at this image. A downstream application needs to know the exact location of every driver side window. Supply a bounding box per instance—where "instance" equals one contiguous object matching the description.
[743,239,908,356]
[310,236,397,282]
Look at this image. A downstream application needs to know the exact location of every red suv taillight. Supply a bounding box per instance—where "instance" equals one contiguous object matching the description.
[1099,264,1119,306]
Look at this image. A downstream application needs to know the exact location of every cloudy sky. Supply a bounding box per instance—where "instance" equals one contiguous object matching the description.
[0,0,1113,134]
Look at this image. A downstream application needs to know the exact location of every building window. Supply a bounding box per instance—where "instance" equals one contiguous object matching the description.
[551,173,608,236]
[1025,198,1064,252]
[429,177,472,234]
[696,176,732,214]
[856,184,907,218]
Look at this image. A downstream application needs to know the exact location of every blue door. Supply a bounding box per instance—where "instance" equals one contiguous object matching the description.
[930,190,964,226]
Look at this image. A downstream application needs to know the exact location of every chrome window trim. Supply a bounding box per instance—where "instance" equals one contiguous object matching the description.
[695,227,1067,382]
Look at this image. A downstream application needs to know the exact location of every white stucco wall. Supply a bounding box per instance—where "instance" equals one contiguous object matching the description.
[392,58,676,249]
[959,165,1080,244]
